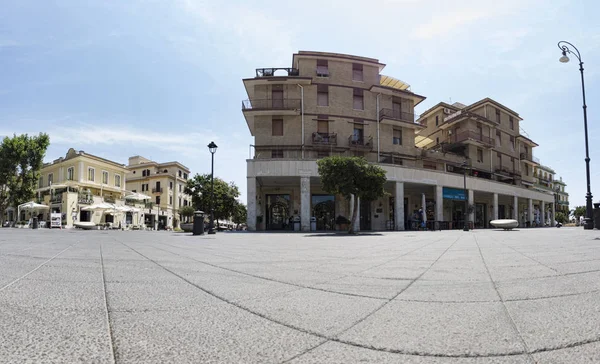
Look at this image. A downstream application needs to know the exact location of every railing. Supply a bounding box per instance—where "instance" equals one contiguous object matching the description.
[78,196,93,205]
[255,68,299,77]
[104,196,116,203]
[152,187,163,193]
[447,130,494,147]
[520,153,535,162]
[50,194,62,204]
[242,99,301,111]
[495,167,520,177]
[348,136,373,149]
[379,108,415,123]
[125,200,137,206]
[444,110,498,125]
[312,132,337,145]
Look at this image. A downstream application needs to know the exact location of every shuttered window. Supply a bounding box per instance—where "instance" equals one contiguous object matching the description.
[352,63,363,81]
[317,84,328,106]
[393,129,402,145]
[353,88,363,110]
[272,118,283,136]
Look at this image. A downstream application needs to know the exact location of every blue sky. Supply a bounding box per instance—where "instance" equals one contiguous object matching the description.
[1,0,599,208]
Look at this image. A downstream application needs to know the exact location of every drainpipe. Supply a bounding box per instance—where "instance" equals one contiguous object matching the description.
[297,84,304,159]
[376,93,381,162]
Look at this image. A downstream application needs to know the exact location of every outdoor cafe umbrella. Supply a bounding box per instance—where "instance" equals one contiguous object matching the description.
[17,201,49,220]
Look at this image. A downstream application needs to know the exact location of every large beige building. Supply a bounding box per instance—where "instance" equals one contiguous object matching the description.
[35,148,128,227]
[125,156,191,229]
[242,51,557,231]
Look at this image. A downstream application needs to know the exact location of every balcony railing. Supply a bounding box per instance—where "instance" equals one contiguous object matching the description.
[348,136,373,149]
[312,132,337,145]
[379,108,415,123]
[255,68,299,77]
[447,130,494,147]
[50,194,62,204]
[520,153,535,163]
[78,196,93,205]
[242,98,301,111]
[104,196,116,203]
[495,167,520,177]
[152,187,163,194]
[443,110,499,125]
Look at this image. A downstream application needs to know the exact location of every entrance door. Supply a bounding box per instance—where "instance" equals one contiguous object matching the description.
[498,205,506,219]
[393,102,402,119]
[360,200,371,230]
[312,195,335,231]
[475,203,486,228]
[266,194,290,230]
[272,88,284,108]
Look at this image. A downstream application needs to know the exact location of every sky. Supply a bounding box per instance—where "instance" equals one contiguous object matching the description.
[0,0,599,208]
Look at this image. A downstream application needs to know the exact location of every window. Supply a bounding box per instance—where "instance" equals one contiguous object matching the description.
[183,173,188,179]
[39,176,43,188]
[524,145,529,157]
[102,171,109,184]
[48,173,53,186]
[156,196,160,205]
[352,63,363,81]
[169,181,173,190]
[169,196,173,205]
[317,151,330,158]
[115,174,121,187]
[317,119,329,134]
[435,115,439,126]
[271,85,283,108]
[525,164,529,176]
[497,152,502,168]
[178,170,182,177]
[496,108,501,123]
[510,136,515,150]
[179,198,182,207]
[272,118,283,136]
[316,59,328,76]
[163,169,168,173]
[352,124,364,143]
[271,150,283,158]
[511,157,516,172]
[353,88,364,110]
[393,129,402,145]
[436,137,439,144]
[477,149,483,163]
[317,84,328,106]
[179,184,182,192]
[423,162,437,170]
[132,189,137,193]
[509,116,514,130]
[496,130,502,145]
[88,168,95,181]
[67,167,74,181]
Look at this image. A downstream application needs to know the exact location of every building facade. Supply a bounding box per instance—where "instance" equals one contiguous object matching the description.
[35,148,128,227]
[554,176,570,215]
[243,51,557,231]
[125,156,191,230]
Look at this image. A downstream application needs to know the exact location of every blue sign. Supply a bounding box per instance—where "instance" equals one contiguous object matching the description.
[443,187,466,201]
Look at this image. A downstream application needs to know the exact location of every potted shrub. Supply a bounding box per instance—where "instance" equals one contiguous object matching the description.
[335,215,350,231]
[179,206,195,232]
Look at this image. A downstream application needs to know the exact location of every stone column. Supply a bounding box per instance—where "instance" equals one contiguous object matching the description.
[350,195,360,232]
[551,202,556,227]
[395,182,404,231]
[300,176,311,232]
[541,201,546,226]
[435,186,443,223]
[78,161,84,182]
[528,198,534,227]
[468,190,474,227]
[247,177,257,231]
[421,193,427,224]
[493,193,499,220]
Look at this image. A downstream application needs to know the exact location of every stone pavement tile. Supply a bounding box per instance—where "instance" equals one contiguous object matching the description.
[497,274,598,301]
[505,291,600,351]
[214,262,345,286]
[360,260,433,280]
[0,304,112,364]
[106,280,209,311]
[0,278,104,311]
[287,341,532,364]
[486,264,559,281]
[419,266,491,282]
[399,281,499,302]
[111,304,322,363]
[552,259,600,274]
[25,258,102,282]
[339,301,526,356]
[102,260,181,283]
[532,341,600,364]
[311,276,411,299]
[240,288,385,336]
[0,255,49,277]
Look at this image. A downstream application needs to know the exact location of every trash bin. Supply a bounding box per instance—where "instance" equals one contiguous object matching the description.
[193,211,205,236]
[293,216,301,231]
[593,203,600,230]
[32,217,38,230]
[310,217,317,231]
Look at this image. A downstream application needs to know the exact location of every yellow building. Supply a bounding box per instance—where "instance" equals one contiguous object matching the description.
[35,148,128,227]
[125,156,191,230]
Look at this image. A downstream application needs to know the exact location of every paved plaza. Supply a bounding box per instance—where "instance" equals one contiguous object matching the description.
[1,228,600,363]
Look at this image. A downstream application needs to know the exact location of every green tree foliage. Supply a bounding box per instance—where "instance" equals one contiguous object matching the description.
[0,133,50,224]
[555,211,567,224]
[179,205,195,222]
[572,205,586,219]
[232,201,247,227]
[317,156,387,233]
[185,174,240,223]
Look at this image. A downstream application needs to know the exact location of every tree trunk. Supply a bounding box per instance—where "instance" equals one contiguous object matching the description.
[348,195,358,234]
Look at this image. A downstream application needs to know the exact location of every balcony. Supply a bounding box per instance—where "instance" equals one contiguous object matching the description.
[104,196,116,203]
[50,194,62,204]
[448,130,495,147]
[78,196,93,205]
[312,132,337,146]
[495,167,520,179]
[255,68,299,77]
[348,136,373,150]
[442,110,499,128]
[242,98,301,112]
[379,108,418,126]
[152,187,163,194]
[520,153,537,165]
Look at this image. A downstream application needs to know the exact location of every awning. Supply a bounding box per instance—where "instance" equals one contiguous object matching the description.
[81,202,115,211]
[125,192,151,201]
[18,201,50,210]
[521,181,534,186]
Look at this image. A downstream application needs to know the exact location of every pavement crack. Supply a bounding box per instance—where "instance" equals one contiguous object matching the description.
[100,245,118,364]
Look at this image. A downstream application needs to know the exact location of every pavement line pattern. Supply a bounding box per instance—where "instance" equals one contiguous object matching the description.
[0,244,75,292]
[100,245,117,364]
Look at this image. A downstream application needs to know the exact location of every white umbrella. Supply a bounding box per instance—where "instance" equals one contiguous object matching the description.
[125,193,151,201]
[17,201,49,221]
[81,202,114,211]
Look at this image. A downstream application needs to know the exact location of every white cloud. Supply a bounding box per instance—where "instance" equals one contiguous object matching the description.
[412,8,488,40]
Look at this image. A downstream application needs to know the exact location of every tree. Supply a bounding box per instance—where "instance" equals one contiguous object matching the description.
[185,174,240,224]
[572,205,586,219]
[232,201,247,228]
[317,156,387,234]
[0,133,50,225]
[179,205,195,223]
[555,211,567,224]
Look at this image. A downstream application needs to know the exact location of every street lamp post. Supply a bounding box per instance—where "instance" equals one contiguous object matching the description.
[462,161,469,232]
[558,41,594,229]
[207,141,218,235]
